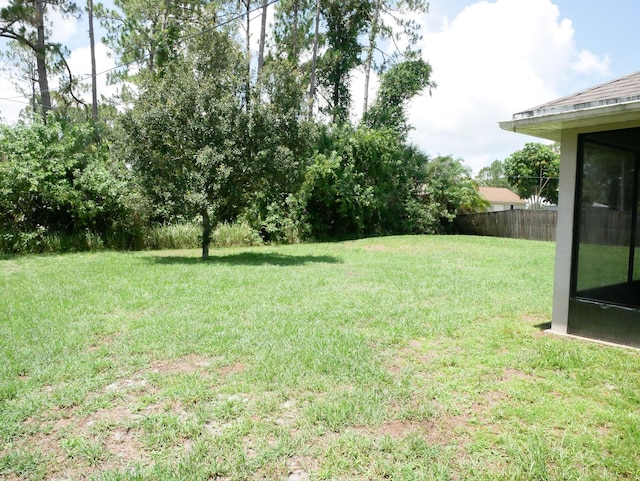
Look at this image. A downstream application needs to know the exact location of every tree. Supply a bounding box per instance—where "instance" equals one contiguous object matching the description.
[97,0,210,82]
[420,155,487,228]
[308,0,320,119]
[242,59,317,239]
[0,0,78,119]
[271,0,314,65]
[362,0,429,114]
[318,0,370,124]
[475,159,510,188]
[121,30,249,259]
[297,126,465,238]
[257,0,268,75]
[88,0,98,121]
[362,58,434,139]
[122,27,307,258]
[503,142,560,205]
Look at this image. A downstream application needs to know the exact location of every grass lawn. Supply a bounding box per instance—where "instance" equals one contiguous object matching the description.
[1,235,639,480]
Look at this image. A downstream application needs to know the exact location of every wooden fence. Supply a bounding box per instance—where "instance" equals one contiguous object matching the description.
[455,210,557,242]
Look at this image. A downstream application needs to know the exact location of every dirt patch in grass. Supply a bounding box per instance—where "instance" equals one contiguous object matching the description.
[148,353,213,375]
[287,455,318,480]
[385,339,440,375]
[1,261,22,274]
[352,409,476,447]
[350,419,429,439]
[275,399,300,427]
[218,361,245,377]
[363,244,396,252]
[88,332,119,352]
[14,398,155,479]
[499,367,537,382]
[3,355,227,479]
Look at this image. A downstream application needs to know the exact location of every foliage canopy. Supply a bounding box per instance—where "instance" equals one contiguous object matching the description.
[0,0,489,254]
[504,142,560,205]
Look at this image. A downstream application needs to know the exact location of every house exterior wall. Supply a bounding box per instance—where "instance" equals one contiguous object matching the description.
[551,120,640,343]
[488,202,526,212]
[551,130,578,335]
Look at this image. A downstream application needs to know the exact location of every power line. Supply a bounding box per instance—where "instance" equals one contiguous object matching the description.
[0,96,31,105]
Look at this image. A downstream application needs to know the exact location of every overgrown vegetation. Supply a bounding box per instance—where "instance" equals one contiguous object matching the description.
[0,0,486,256]
[1,236,639,479]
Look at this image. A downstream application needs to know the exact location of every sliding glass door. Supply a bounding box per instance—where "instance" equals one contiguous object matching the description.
[573,129,640,308]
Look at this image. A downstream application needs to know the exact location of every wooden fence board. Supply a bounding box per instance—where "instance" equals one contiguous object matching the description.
[455,210,557,242]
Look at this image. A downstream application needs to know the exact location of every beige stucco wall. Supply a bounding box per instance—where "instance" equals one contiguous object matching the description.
[551,130,578,334]
[550,120,640,335]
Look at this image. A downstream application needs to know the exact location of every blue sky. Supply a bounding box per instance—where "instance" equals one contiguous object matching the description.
[429,0,639,83]
[402,0,640,172]
[1,0,638,173]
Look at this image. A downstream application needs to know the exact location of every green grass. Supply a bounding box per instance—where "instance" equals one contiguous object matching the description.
[1,235,639,480]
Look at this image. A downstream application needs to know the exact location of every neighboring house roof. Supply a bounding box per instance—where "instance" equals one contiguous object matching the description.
[499,71,640,141]
[478,187,526,204]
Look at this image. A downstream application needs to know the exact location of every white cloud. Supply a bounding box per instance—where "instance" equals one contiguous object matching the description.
[0,84,29,123]
[573,49,611,75]
[402,0,611,173]
[66,42,118,103]
[49,8,82,46]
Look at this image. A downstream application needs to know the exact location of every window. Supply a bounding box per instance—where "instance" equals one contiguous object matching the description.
[573,129,640,308]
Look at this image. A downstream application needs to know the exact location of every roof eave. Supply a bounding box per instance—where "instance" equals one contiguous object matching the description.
[499,101,640,142]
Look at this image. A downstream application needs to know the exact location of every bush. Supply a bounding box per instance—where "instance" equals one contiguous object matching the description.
[298,126,436,239]
[240,196,308,245]
[0,119,148,254]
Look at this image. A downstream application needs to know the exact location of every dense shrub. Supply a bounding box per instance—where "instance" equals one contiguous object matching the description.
[296,126,440,239]
[0,119,147,254]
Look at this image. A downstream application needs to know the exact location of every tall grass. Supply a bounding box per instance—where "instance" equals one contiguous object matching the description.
[212,222,263,248]
[143,222,202,250]
[0,221,268,254]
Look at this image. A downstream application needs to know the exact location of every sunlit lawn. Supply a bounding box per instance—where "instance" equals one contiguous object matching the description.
[1,235,639,480]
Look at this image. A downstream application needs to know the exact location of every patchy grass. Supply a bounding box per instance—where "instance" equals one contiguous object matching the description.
[1,235,639,480]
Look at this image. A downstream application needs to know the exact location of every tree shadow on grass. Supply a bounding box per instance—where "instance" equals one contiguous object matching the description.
[145,251,343,267]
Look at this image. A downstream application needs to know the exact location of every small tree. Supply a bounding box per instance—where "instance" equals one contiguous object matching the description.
[503,142,559,205]
[475,159,510,188]
[122,31,249,259]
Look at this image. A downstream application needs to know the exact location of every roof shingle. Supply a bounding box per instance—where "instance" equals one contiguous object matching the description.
[478,187,526,204]
[513,71,640,120]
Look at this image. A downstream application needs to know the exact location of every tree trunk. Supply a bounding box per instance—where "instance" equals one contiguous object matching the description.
[257,0,268,75]
[307,0,320,120]
[201,209,211,260]
[244,0,251,110]
[88,0,98,122]
[292,0,299,61]
[34,0,51,119]
[363,0,381,115]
